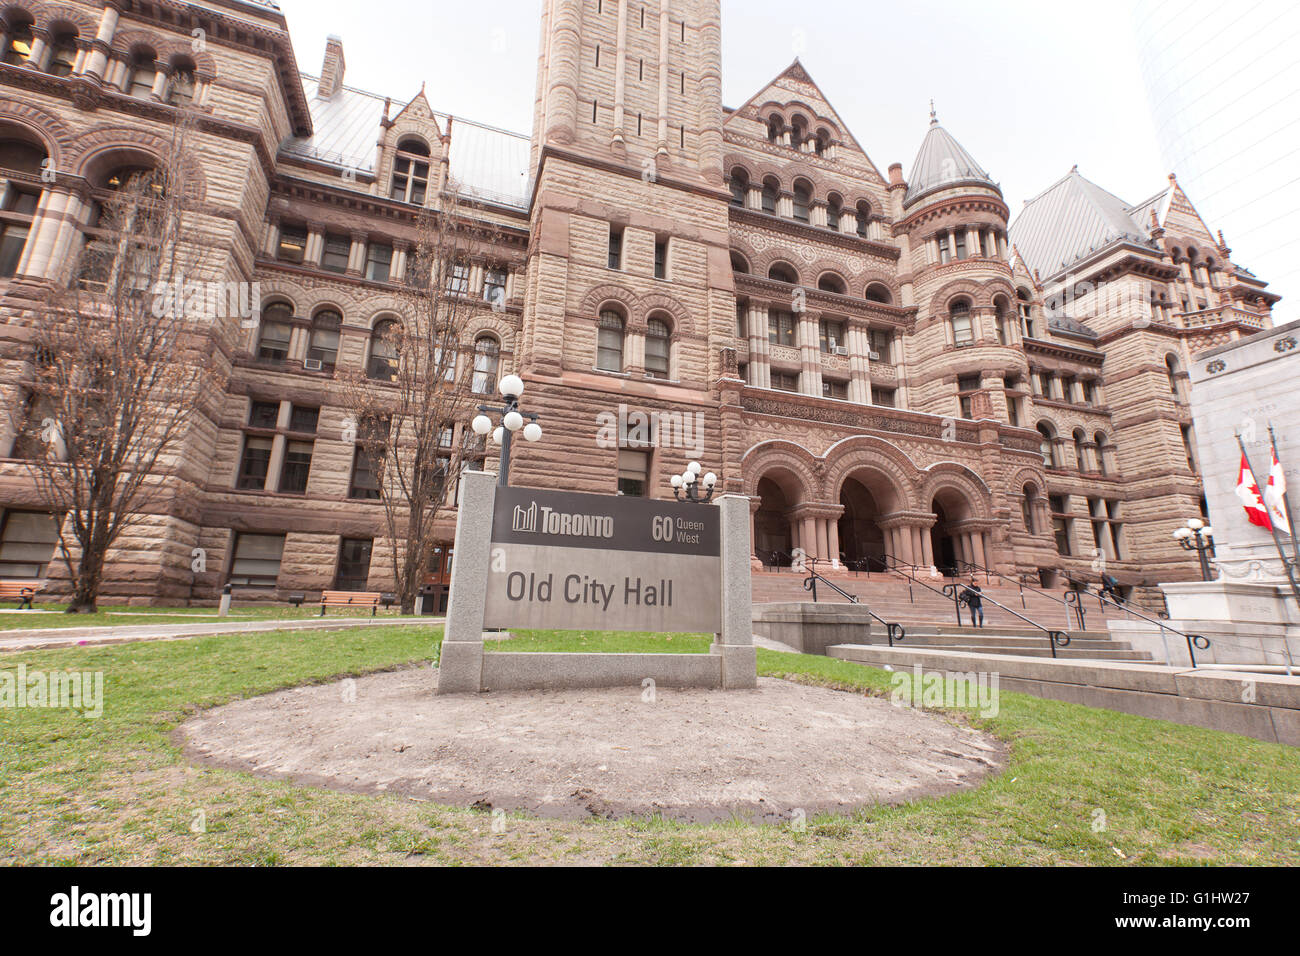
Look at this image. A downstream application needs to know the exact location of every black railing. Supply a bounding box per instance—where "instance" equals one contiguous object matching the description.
[1067,588,1210,668]
[801,559,904,647]
[944,583,1072,658]
[956,559,1087,629]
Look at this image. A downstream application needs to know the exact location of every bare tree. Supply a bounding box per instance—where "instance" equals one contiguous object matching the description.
[339,186,502,613]
[11,114,226,612]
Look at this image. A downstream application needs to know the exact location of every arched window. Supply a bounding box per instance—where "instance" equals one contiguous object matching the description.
[596,310,625,372]
[1073,429,1088,471]
[645,316,671,379]
[993,295,1011,344]
[367,319,400,381]
[826,194,842,232]
[2,15,33,65]
[167,57,197,106]
[728,168,748,207]
[792,180,812,223]
[790,116,808,150]
[949,298,973,346]
[471,335,500,394]
[768,262,798,285]
[1094,432,1112,476]
[817,273,846,295]
[1037,423,1059,468]
[48,30,79,77]
[0,137,47,278]
[390,136,431,205]
[126,49,158,99]
[730,251,749,274]
[1022,483,1040,534]
[1165,353,1183,400]
[257,301,294,363]
[865,283,892,305]
[307,310,341,372]
[767,115,783,144]
[761,177,778,215]
[855,201,871,239]
[1017,287,1035,338]
[815,129,831,157]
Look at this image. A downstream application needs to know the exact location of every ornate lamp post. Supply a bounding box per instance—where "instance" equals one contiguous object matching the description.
[470,374,542,487]
[1173,518,1215,581]
[670,461,717,504]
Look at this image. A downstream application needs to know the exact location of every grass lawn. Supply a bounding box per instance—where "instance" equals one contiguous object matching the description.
[0,602,413,630]
[1,625,1297,865]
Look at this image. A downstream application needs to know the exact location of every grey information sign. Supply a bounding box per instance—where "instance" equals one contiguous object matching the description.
[484,486,722,633]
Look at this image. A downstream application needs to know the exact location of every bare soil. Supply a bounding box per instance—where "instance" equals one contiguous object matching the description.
[179,668,1007,823]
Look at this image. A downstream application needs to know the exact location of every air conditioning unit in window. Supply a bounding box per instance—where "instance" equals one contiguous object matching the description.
[868,351,881,361]
[304,358,323,371]
[834,346,849,356]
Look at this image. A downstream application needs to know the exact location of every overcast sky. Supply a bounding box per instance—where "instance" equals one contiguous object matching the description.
[272,0,1294,317]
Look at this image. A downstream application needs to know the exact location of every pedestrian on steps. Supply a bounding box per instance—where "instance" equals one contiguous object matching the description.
[961,575,985,628]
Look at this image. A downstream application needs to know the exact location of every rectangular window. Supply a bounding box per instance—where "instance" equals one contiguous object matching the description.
[951,313,973,346]
[868,329,892,362]
[937,233,951,264]
[654,240,668,280]
[236,436,272,490]
[1053,518,1072,556]
[482,267,508,305]
[278,440,314,494]
[349,445,383,500]
[819,319,845,353]
[257,322,291,363]
[617,449,650,498]
[771,372,798,392]
[735,303,747,339]
[365,243,393,282]
[288,405,319,434]
[958,375,980,392]
[0,187,37,277]
[335,538,373,592]
[607,227,624,270]
[822,379,847,400]
[276,225,307,264]
[228,533,285,588]
[446,262,470,296]
[768,310,795,347]
[954,231,967,260]
[0,510,60,579]
[248,401,280,430]
[872,387,896,407]
[320,234,351,274]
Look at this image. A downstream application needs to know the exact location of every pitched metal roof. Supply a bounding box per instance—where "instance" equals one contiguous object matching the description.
[904,118,996,207]
[279,76,533,210]
[1009,169,1165,280]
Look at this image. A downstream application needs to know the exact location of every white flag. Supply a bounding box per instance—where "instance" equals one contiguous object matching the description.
[1265,446,1288,532]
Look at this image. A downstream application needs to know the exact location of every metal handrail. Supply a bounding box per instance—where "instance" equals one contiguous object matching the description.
[801,560,905,647]
[1067,588,1210,668]
[945,583,1072,658]
[956,559,1086,629]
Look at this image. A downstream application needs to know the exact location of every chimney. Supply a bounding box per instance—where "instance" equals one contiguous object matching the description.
[318,35,345,99]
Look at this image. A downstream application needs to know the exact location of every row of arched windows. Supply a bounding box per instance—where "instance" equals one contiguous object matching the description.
[764,114,836,157]
[596,308,673,379]
[730,252,894,305]
[728,168,875,238]
[946,295,1017,347]
[1037,422,1116,475]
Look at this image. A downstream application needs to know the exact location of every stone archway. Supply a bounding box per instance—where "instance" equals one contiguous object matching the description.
[753,471,803,564]
[929,485,981,576]
[837,468,904,571]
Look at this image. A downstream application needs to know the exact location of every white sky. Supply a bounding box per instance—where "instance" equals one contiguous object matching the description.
[272,0,1294,318]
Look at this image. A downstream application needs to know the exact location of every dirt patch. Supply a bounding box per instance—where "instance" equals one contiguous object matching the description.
[179,668,1007,823]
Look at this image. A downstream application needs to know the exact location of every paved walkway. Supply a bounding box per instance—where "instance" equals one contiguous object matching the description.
[0,615,442,653]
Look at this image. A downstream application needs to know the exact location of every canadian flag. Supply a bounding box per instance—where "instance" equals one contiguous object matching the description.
[1236,453,1272,530]
[1265,446,1288,533]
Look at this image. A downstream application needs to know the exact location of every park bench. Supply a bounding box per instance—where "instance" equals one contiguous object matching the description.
[0,580,42,610]
[319,590,380,616]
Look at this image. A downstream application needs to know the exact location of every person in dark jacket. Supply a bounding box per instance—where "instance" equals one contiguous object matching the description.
[961,575,985,627]
[1099,572,1124,605]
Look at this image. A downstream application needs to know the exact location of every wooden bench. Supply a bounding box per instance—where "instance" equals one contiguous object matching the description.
[319,590,380,616]
[0,580,42,610]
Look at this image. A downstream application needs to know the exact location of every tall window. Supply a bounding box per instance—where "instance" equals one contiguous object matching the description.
[645,318,670,379]
[826,197,842,231]
[654,240,668,279]
[819,318,845,353]
[307,310,341,372]
[321,233,351,273]
[1022,485,1039,535]
[728,170,747,206]
[954,230,967,260]
[390,138,430,204]
[237,436,272,489]
[445,260,470,296]
[368,319,400,381]
[335,538,373,591]
[868,329,892,363]
[482,267,507,305]
[349,444,384,500]
[257,302,293,362]
[276,224,307,264]
[126,50,157,98]
[1018,288,1035,338]
[768,309,795,347]
[227,533,285,588]
[1073,429,1088,472]
[596,310,624,371]
[1038,424,1059,468]
[0,185,39,278]
[365,243,392,282]
[937,232,951,264]
[994,299,1010,344]
[278,440,314,494]
[958,374,980,418]
[2,17,33,65]
[607,226,624,270]
[855,202,871,238]
[950,300,973,346]
[48,31,78,77]
[617,450,650,497]
[168,60,196,106]
[472,335,500,394]
[792,183,811,223]
[761,180,777,214]
[1166,354,1184,400]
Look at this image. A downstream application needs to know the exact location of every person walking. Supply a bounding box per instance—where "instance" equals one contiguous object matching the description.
[1099,572,1124,605]
[961,575,985,628]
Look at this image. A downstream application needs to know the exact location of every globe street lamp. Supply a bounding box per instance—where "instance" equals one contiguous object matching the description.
[671,461,717,504]
[470,374,541,487]
[1173,518,1215,581]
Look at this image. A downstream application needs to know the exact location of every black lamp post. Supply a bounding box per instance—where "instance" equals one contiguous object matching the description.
[1173,518,1215,581]
[470,374,542,487]
[671,461,718,504]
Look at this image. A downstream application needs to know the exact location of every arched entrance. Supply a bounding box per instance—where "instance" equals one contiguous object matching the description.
[929,486,980,576]
[754,474,797,563]
[838,473,896,570]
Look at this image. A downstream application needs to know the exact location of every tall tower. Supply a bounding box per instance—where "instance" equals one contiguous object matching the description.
[511,0,735,496]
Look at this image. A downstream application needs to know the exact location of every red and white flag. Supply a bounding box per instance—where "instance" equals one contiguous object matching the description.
[1265,445,1288,532]
[1236,453,1272,530]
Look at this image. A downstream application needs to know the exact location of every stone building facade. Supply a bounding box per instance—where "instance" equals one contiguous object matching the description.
[0,0,1281,605]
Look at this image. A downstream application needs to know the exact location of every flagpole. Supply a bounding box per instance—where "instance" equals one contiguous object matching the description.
[1237,432,1300,613]
[1268,424,1300,548]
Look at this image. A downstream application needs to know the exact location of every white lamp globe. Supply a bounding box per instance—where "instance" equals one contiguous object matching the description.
[1173,527,1190,540]
[523,422,542,443]
[503,410,524,432]
[471,414,492,436]
[703,472,717,487]
[671,475,683,489]
[498,374,524,398]
[1202,526,1213,538]
[491,426,504,445]
[687,461,702,476]
[683,470,696,485]
[1187,517,1204,531]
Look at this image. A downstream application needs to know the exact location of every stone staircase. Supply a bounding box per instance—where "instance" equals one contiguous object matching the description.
[751,569,1151,662]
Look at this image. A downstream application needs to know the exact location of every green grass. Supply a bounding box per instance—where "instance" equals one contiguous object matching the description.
[1,625,1297,865]
[0,602,414,630]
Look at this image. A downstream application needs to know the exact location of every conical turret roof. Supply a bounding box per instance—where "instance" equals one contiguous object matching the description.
[904,109,996,207]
